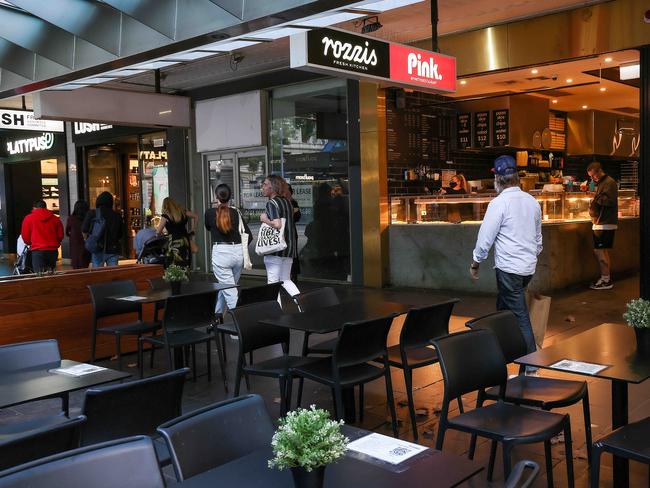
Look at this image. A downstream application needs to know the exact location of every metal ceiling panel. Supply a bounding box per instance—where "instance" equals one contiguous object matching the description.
[0,68,31,92]
[9,0,122,55]
[0,37,35,79]
[100,0,176,39]
[119,15,177,56]
[207,0,244,19]
[174,0,240,40]
[34,55,71,80]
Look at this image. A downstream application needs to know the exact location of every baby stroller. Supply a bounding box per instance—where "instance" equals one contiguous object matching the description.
[137,235,170,268]
[13,246,32,275]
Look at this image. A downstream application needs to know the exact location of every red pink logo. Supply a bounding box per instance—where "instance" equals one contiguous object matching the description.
[389,44,456,92]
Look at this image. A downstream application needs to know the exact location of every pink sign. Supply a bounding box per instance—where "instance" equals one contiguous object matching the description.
[389,44,456,92]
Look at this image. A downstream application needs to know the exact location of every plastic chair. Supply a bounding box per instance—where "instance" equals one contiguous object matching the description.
[0,339,68,415]
[147,277,168,323]
[157,394,274,481]
[139,292,225,387]
[0,416,85,471]
[590,416,650,488]
[87,280,160,369]
[228,300,307,415]
[505,460,540,488]
[466,311,592,463]
[433,330,574,488]
[80,368,188,465]
[294,287,341,355]
[289,315,399,437]
[387,299,459,440]
[0,436,164,488]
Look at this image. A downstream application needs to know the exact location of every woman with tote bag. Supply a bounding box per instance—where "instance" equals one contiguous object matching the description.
[258,175,300,302]
[204,184,252,314]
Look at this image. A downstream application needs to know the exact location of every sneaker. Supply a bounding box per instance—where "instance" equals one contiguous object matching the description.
[590,279,613,290]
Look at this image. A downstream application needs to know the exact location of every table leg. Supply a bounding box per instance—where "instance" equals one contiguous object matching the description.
[611,380,629,488]
[343,387,356,423]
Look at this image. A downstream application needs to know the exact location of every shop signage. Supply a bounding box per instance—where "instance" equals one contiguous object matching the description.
[291,28,456,93]
[294,174,315,181]
[6,132,56,155]
[0,109,64,132]
[473,112,490,148]
[0,131,64,161]
[139,150,167,161]
[457,113,471,150]
[492,109,509,147]
[73,122,113,135]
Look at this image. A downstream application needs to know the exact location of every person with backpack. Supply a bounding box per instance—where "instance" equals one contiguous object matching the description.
[20,200,64,273]
[82,192,123,267]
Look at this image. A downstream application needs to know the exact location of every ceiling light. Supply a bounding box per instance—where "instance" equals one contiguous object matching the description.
[107,69,149,77]
[70,77,117,84]
[604,57,613,63]
[201,39,259,52]
[253,27,310,40]
[582,105,588,109]
[600,86,607,92]
[566,78,573,83]
[159,51,217,61]
[296,11,366,27]
[551,99,558,104]
[460,80,467,85]
[354,0,425,10]
[620,62,640,80]
[48,84,88,91]
[132,61,178,70]
[360,16,383,33]
[530,68,538,74]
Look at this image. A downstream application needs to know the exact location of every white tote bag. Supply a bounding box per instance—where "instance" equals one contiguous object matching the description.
[255,200,287,256]
[235,208,253,270]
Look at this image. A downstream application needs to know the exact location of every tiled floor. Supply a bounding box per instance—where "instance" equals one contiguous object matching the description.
[1,269,648,487]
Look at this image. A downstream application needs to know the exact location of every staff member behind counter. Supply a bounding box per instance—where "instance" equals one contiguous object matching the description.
[439,173,469,195]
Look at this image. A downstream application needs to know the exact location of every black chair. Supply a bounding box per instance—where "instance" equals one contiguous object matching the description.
[228,300,307,415]
[0,436,165,488]
[157,394,274,482]
[147,277,169,323]
[139,292,225,387]
[80,368,188,465]
[505,460,540,488]
[433,330,574,487]
[387,299,459,440]
[87,280,160,369]
[466,311,592,463]
[590,416,650,488]
[0,416,85,471]
[0,339,69,416]
[294,287,341,355]
[289,315,399,437]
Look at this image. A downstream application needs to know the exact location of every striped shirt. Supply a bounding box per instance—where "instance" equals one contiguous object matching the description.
[266,196,297,258]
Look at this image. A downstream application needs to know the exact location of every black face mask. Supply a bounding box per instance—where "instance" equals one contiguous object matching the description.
[449,181,458,189]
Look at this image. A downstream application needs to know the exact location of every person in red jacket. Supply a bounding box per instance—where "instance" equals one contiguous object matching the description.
[21,200,64,273]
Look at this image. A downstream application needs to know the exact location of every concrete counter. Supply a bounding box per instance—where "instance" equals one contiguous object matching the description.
[388,218,639,294]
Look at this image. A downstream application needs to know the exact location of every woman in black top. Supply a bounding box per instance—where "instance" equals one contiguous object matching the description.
[82,192,123,267]
[260,175,300,300]
[156,197,197,268]
[205,184,252,313]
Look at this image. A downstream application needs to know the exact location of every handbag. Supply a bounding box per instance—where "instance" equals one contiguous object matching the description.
[255,200,287,256]
[235,208,253,270]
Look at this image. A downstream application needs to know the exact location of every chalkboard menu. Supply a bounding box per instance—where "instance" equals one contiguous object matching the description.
[457,113,471,149]
[492,109,509,147]
[473,112,489,148]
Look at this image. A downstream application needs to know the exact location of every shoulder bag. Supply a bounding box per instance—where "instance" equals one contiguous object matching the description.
[255,199,287,256]
[234,208,253,270]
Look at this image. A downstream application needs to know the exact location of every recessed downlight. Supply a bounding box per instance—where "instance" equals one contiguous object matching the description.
[551,99,558,104]
[531,68,538,74]
[566,78,573,83]
[582,105,588,109]
[604,57,613,63]
[600,86,607,92]
[460,80,467,85]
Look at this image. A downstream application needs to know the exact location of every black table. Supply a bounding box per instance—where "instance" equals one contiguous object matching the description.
[516,323,650,488]
[0,359,130,411]
[110,281,238,304]
[177,427,483,488]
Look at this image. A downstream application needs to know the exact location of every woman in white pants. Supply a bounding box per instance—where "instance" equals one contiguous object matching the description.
[204,184,252,314]
[260,175,300,302]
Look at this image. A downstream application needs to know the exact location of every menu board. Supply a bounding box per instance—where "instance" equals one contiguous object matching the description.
[492,109,509,147]
[473,112,489,148]
[457,113,471,149]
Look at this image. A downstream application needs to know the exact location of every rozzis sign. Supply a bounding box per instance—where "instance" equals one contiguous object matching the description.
[0,109,64,132]
[291,28,455,93]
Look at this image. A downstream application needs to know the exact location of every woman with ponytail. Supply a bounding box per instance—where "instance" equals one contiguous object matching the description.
[204,184,252,313]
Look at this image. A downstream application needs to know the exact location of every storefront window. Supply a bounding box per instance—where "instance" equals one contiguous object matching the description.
[269,79,350,281]
[140,132,168,227]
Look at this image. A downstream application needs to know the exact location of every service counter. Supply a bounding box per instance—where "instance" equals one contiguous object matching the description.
[388,191,639,293]
[0,264,163,361]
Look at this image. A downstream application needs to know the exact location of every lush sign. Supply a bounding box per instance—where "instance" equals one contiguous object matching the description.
[0,109,64,132]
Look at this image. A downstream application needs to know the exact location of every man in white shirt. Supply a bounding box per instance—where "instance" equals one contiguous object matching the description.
[470,155,542,354]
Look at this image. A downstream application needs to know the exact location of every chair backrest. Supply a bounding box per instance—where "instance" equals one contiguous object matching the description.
[229,300,288,354]
[0,340,60,373]
[0,436,164,488]
[400,299,459,350]
[236,282,283,307]
[334,315,395,369]
[162,291,217,334]
[0,416,85,471]
[80,368,188,446]
[294,287,340,312]
[87,280,140,319]
[432,329,507,402]
[157,394,274,481]
[465,311,527,364]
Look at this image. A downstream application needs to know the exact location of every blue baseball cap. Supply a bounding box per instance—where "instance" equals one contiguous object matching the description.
[493,155,517,176]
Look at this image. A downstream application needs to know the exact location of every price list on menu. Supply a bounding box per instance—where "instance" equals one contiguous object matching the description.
[492,109,509,146]
[473,111,490,148]
[457,113,471,149]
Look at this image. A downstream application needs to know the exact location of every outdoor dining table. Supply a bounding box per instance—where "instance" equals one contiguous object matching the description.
[176,425,483,488]
[0,359,130,414]
[108,281,238,304]
[516,322,650,488]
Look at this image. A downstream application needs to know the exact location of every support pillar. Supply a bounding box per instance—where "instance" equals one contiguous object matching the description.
[640,47,650,299]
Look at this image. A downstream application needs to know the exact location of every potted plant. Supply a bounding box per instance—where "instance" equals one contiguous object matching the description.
[163,264,189,295]
[268,405,349,488]
[623,298,650,356]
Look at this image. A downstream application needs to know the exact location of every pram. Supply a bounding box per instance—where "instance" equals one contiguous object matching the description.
[13,246,32,275]
[136,235,170,267]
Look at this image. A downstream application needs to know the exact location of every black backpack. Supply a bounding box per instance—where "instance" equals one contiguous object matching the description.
[84,211,107,254]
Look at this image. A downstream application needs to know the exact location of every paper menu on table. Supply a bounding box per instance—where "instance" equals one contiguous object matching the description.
[549,359,608,375]
[117,295,147,301]
[347,433,428,465]
[51,364,107,377]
